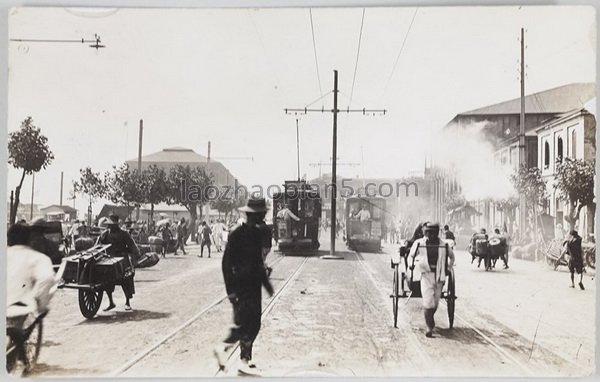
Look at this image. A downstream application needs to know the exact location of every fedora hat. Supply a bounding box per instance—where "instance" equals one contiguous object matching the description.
[239,197,268,213]
[107,214,120,225]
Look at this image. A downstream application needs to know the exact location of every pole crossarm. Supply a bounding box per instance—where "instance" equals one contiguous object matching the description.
[285,108,386,115]
[309,162,361,166]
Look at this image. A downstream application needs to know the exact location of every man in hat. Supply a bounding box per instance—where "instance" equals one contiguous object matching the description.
[566,230,585,290]
[408,223,455,338]
[98,214,139,311]
[214,197,274,376]
[199,221,212,258]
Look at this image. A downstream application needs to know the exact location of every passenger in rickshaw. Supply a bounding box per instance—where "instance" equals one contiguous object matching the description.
[408,223,455,338]
[97,214,138,311]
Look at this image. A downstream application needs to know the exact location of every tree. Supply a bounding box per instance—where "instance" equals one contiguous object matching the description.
[494,196,519,232]
[510,166,548,240]
[211,195,247,221]
[72,167,107,224]
[554,158,595,232]
[140,165,169,222]
[104,164,145,217]
[8,117,54,224]
[166,165,214,232]
[443,191,466,212]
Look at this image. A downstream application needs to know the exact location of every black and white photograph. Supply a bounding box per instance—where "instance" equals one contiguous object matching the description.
[4,4,597,378]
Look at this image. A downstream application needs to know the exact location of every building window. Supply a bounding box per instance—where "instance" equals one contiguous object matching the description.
[571,130,577,158]
[544,141,550,169]
[557,137,563,164]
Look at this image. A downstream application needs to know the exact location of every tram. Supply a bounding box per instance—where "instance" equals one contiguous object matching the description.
[344,195,386,252]
[272,180,322,253]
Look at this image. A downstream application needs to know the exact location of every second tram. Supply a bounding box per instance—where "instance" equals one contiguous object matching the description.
[344,195,386,252]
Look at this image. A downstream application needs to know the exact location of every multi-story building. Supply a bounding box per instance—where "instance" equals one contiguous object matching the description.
[433,82,595,235]
[536,99,596,236]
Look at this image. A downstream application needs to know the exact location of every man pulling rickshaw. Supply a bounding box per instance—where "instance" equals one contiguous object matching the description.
[407,223,455,337]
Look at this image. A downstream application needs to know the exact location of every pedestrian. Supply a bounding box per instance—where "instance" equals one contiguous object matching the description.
[442,224,455,241]
[408,223,455,337]
[97,214,138,311]
[471,228,490,270]
[159,222,173,258]
[175,218,188,255]
[489,228,509,269]
[214,197,274,376]
[566,230,585,290]
[213,219,226,252]
[199,221,212,258]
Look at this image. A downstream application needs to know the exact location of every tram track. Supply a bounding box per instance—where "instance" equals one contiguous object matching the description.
[354,249,537,377]
[109,254,297,377]
[214,255,310,377]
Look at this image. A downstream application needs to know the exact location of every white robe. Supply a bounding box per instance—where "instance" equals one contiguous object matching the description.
[408,238,455,309]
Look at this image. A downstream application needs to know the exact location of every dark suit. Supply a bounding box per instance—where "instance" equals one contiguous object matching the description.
[221,222,273,361]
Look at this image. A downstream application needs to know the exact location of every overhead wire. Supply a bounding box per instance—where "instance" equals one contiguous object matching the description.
[309,9,325,107]
[382,8,419,98]
[348,8,366,107]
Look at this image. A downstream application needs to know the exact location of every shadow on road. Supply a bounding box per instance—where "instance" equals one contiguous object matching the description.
[435,327,492,345]
[31,362,102,377]
[76,309,171,325]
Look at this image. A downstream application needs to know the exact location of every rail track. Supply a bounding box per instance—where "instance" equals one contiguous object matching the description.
[109,254,309,377]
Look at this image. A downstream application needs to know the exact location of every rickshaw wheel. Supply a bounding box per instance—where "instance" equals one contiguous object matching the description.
[392,264,399,328]
[446,270,455,329]
[79,289,103,319]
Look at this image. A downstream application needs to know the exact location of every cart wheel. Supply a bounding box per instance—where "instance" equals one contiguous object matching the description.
[6,317,43,376]
[79,289,103,319]
[446,269,455,329]
[392,264,399,328]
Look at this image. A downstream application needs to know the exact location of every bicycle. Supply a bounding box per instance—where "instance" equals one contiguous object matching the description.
[6,306,48,376]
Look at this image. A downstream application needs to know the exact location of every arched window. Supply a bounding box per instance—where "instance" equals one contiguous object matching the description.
[557,137,563,164]
[544,141,550,168]
[571,130,577,158]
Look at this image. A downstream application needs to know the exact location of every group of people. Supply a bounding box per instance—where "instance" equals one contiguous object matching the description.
[469,228,510,271]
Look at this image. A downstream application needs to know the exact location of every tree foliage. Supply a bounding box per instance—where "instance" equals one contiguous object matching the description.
[8,117,54,224]
[166,165,214,228]
[140,165,169,222]
[443,192,466,212]
[554,158,595,230]
[510,166,548,210]
[73,167,107,204]
[104,164,145,213]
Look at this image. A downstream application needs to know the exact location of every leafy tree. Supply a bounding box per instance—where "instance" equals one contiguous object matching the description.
[211,195,247,221]
[554,158,595,232]
[104,164,145,217]
[73,167,107,223]
[166,165,214,232]
[443,192,466,212]
[511,166,548,214]
[140,165,169,222]
[494,196,519,231]
[8,117,54,224]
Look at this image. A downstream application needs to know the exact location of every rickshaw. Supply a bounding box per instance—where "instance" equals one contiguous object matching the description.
[56,244,132,318]
[344,196,386,252]
[272,180,321,253]
[390,240,456,329]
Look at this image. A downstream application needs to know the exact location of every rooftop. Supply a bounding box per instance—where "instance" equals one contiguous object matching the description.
[458,83,595,116]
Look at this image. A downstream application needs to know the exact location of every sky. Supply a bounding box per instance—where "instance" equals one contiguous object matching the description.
[6,5,596,215]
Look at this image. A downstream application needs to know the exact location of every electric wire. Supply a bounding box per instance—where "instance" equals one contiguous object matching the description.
[382,8,419,97]
[348,8,366,107]
[309,9,325,107]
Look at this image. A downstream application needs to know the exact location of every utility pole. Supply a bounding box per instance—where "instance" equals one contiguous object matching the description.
[519,27,527,242]
[136,119,143,220]
[296,118,301,181]
[285,70,386,259]
[60,171,64,206]
[30,173,35,221]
